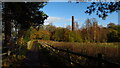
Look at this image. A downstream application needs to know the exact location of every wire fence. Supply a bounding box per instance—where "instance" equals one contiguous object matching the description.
[2,41,120,68]
[40,42,120,68]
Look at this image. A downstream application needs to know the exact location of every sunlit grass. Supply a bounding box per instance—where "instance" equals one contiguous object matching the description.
[39,40,120,63]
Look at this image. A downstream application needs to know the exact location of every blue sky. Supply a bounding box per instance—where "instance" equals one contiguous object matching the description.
[41,2,118,28]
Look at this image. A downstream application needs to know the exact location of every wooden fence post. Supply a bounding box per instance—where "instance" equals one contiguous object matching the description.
[67,49,72,66]
[97,53,102,68]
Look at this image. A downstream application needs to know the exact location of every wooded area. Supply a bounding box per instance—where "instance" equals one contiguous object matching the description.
[22,20,120,43]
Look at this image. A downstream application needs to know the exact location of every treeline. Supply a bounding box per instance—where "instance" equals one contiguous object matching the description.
[23,18,120,43]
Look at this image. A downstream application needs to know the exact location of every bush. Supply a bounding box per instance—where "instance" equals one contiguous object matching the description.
[23,29,31,42]
[65,31,82,42]
[52,28,65,41]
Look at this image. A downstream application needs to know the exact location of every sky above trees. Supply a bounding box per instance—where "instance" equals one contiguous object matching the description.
[42,2,118,28]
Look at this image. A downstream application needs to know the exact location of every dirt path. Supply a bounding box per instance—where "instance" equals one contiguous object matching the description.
[22,42,50,67]
[21,41,70,68]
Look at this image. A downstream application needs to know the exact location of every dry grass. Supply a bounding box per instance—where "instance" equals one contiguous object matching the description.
[39,40,120,63]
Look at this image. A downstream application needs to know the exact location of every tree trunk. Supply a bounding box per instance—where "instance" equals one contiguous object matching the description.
[3,2,12,47]
[4,21,11,46]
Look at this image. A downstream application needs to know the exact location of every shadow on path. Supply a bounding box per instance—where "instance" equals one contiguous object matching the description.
[21,43,72,68]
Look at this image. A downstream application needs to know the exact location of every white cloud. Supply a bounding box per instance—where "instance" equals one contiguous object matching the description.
[64,19,71,22]
[44,16,87,28]
[44,16,62,25]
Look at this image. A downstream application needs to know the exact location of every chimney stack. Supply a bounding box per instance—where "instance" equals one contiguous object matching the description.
[72,16,74,31]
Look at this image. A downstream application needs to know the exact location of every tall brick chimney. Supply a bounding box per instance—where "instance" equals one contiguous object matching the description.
[72,16,74,31]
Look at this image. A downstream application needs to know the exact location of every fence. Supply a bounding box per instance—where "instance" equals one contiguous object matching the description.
[2,41,120,68]
[40,42,120,68]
